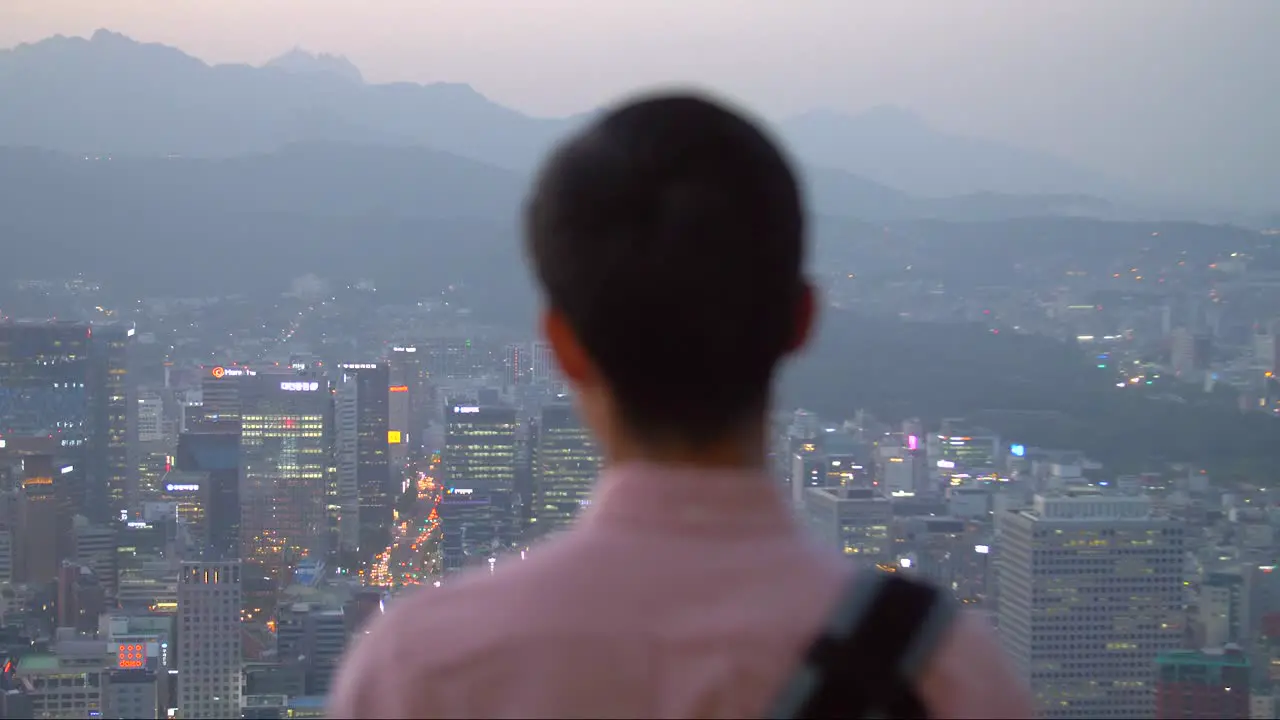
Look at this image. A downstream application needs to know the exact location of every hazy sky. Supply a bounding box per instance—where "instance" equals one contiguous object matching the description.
[2,0,1278,203]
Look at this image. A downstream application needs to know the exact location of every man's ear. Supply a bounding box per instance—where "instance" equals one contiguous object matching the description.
[542,308,594,384]
[786,281,817,355]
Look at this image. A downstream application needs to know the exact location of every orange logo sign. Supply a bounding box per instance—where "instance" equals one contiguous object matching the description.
[211,366,226,379]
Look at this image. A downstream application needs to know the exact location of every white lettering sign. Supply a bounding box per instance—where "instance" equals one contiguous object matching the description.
[280,381,321,392]
[448,488,474,495]
[340,363,379,370]
[165,483,200,493]
[392,346,417,353]
[453,406,480,414]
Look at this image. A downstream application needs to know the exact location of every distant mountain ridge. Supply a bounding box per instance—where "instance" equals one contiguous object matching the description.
[0,30,1112,198]
[2,30,1269,226]
[265,48,364,84]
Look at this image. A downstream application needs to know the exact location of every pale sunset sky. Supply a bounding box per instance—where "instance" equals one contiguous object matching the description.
[2,0,1278,200]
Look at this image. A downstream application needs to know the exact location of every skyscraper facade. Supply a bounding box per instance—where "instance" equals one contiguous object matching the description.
[177,560,242,719]
[238,374,334,581]
[88,322,132,522]
[440,402,516,573]
[0,322,92,512]
[176,431,240,561]
[532,403,600,535]
[997,493,1184,718]
[336,363,392,566]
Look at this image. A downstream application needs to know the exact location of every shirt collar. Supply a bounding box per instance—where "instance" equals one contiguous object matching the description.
[579,460,797,537]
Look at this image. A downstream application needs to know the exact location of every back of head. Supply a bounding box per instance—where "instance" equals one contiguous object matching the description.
[525,93,806,445]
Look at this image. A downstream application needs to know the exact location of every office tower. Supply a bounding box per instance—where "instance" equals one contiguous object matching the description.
[11,644,107,717]
[503,343,526,387]
[789,437,824,505]
[532,404,600,535]
[0,321,92,511]
[997,493,1184,718]
[176,431,240,560]
[823,433,867,489]
[803,487,892,567]
[15,454,71,585]
[1172,327,1213,377]
[530,342,554,384]
[198,364,257,426]
[440,402,517,574]
[135,439,171,503]
[1155,647,1250,720]
[137,388,165,443]
[239,374,333,581]
[336,363,392,567]
[422,338,475,380]
[335,380,359,555]
[177,560,242,719]
[277,602,347,695]
[73,515,118,605]
[1200,570,1246,647]
[57,560,106,633]
[930,420,1001,472]
[89,322,133,521]
[387,346,422,466]
[105,669,164,719]
[0,530,12,583]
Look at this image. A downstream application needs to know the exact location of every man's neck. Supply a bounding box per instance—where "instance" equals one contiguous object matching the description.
[603,424,768,471]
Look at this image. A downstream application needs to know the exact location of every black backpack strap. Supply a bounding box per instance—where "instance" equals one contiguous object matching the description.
[767,572,958,720]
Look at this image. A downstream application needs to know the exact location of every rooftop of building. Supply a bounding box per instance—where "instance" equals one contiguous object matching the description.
[1156,647,1249,667]
[15,654,60,673]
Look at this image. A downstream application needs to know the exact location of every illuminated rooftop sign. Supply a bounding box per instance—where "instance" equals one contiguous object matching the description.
[165,483,200,493]
[452,406,479,414]
[280,381,321,392]
[116,642,148,670]
[211,366,255,378]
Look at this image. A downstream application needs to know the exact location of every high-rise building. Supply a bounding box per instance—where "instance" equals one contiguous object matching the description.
[803,486,892,567]
[997,493,1184,718]
[336,363,392,567]
[239,374,334,581]
[440,402,517,574]
[1155,647,1250,720]
[73,515,118,606]
[335,381,359,556]
[176,431,240,560]
[198,364,257,427]
[1171,327,1213,377]
[137,389,165,443]
[530,342,554,384]
[276,602,347,696]
[177,560,242,719]
[532,404,599,536]
[0,321,92,509]
[89,322,133,521]
[387,346,423,466]
[15,454,71,585]
[503,343,526,387]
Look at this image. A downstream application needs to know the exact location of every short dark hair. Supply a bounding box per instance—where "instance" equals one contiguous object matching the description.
[524,93,806,444]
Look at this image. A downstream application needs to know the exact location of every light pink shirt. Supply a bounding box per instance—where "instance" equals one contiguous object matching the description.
[329,462,1033,719]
